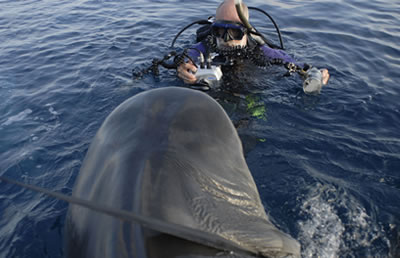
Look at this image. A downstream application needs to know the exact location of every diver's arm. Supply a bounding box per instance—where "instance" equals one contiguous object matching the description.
[259,44,302,68]
[186,42,208,61]
[260,44,330,86]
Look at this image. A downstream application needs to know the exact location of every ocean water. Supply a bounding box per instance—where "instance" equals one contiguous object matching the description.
[0,0,399,257]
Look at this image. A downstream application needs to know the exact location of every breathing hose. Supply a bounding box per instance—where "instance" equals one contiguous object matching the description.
[170,19,212,48]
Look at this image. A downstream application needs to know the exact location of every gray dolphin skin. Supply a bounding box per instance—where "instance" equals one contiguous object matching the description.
[65,87,300,258]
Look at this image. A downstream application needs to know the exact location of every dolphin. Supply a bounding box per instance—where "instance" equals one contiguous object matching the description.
[65,87,300,258]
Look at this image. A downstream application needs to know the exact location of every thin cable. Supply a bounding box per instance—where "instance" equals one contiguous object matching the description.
[0,175,262,257]
[170,20,212,48]
[248,6,284,49]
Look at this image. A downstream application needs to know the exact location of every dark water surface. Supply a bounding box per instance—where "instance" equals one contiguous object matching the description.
[1,0,399,257]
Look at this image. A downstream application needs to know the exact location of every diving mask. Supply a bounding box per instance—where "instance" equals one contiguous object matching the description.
[211,20,247,41]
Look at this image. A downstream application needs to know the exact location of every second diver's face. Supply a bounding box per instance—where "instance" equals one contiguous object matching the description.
[216,34,247,48]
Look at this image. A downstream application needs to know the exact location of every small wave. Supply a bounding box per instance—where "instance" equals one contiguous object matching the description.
[45,104,60,116]
[2,109,33,126]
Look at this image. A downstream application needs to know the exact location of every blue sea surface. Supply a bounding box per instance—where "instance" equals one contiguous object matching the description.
[1,0,399,257]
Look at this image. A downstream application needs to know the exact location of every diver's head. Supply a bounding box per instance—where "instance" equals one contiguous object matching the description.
[214,0,249,48]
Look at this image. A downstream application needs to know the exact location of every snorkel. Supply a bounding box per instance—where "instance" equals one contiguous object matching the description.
[234,0,284,49]
[234,0,261,46]
[234,0,252,32]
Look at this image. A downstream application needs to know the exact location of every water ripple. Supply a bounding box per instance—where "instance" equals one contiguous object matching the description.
[1,0,400,257]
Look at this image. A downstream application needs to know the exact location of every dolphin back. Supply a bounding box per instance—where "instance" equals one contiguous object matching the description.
[65,87,300,258]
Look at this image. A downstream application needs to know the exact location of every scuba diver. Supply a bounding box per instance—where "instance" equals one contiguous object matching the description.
[175,0,330,94]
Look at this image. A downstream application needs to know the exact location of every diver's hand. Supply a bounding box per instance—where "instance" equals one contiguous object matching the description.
[177,61,197,84]
[321,68,330,85]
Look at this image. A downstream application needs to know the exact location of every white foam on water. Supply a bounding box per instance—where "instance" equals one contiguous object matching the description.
[45,103,60,116]
[297,184,345,258]
[2,109,33,126]
[297,183,388,257]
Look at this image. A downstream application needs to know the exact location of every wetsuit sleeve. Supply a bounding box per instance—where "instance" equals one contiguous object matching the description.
[185,42,207,63]
[260,44,304,69]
